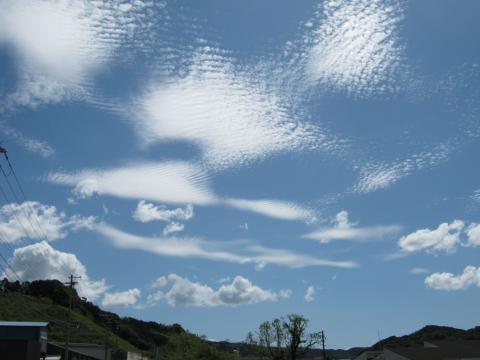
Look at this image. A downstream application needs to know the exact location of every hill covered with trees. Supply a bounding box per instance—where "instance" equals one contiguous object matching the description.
[0,278,233,360]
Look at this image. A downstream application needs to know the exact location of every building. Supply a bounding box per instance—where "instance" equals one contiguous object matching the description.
[0,321,49,360]
[354,340,480,360]
[48,342,111,360]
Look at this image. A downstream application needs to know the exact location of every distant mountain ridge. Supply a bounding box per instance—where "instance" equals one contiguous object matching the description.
[370,325,480,350]
[215,325,480,359]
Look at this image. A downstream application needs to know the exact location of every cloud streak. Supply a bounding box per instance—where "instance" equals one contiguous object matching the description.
[95,223,357,269]
[304,210,401,243]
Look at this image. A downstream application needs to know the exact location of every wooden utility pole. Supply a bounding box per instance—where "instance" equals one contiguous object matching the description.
[64,274,81,360]
[104,333,109,360]
[321,330,326,360]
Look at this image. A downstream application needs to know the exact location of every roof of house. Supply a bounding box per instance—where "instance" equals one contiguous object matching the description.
[0,321,48,327]
[425,339,480,349]
[386,341,480,360]
[49,342,107,360]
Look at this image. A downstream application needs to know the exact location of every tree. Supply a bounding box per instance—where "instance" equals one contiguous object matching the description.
[247,314,322,360]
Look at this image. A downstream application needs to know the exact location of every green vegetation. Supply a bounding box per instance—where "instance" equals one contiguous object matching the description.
[245,314,323,360]
[0,278,233,360]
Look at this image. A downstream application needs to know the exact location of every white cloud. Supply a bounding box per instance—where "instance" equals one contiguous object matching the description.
[162,222,185,236]
[48,162,318,222]
[409,267,429,275]
[305,0,404,95]
[147,274,289,307]
[152,276,169,289]
[246,244,357,269]
[95,223,358,269]
[398,220,464,254]
[354,144,453,193]
[425,266,480,291]
[304,285,315,302]
[134,47,323,170]
[465,223,480,247]
[47,161,217,205]
[0,201,95,244]
[101,288,141,308]
[0,123,55,158]
[225,198,316,222]
[133,201,193,223]
[0,0,154,109]
[303,210,400,243]
[5,241,108,301]
[472,190,480,203]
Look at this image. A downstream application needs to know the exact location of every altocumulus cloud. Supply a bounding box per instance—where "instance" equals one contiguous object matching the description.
[134,47,322,171]
[305,0,405,96]
[0,0,155,109]
[147,274,291,307]
[4,241,108,301]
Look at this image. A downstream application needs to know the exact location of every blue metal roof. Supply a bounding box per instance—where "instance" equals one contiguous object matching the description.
[0,321,48,327]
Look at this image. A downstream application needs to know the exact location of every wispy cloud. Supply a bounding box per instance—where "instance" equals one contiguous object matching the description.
[48,162,318,222]
[354,143,453,193]
[303,210,401,243]
[409,267,429,275]
[95,223,358,269]
[425,266,480,291]
[304,285,315,303]
[304,0,405,96]
[0,201,95,244]
[162,222,185,236]
[147,274,290,307]
[47,161,217,205]
[0,123,55,158]
[225,198,316,222]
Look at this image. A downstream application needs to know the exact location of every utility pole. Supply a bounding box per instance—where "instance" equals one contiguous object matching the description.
[321,330,326,360]
[104,333,109,360]
[64,274,81,360]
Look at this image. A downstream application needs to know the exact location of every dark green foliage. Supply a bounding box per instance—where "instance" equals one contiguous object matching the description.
[0,278,233,359]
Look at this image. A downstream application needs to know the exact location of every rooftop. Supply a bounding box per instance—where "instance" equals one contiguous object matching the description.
[0,321,48,327]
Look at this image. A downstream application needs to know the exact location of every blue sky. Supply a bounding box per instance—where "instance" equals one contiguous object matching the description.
[0,0,480,349]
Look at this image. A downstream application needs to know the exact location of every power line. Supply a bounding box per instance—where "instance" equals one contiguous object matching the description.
[0,153,72,279]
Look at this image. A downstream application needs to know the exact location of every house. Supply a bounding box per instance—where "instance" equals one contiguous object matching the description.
[0,321,49,360]
[48,342,111,360]
[355,339,480,360]
[385,340,480,360]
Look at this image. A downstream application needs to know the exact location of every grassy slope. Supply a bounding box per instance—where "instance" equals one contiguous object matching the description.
[0,293,138,352]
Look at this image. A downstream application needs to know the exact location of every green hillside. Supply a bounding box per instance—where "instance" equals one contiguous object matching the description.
[0,278,233,360]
